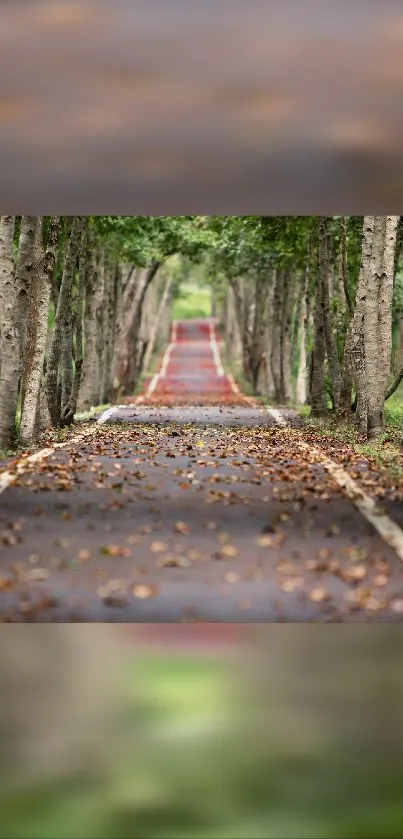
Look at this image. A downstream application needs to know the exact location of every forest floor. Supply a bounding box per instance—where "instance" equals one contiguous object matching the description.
[2,318,403,621]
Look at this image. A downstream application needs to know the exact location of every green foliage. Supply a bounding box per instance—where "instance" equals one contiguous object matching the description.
[93,217,216,267]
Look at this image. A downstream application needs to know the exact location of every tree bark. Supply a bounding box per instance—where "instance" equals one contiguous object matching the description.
[320,218,341,410]
[59,220,87,426]
[349,217,374,435]
[111,261,160,399]
[15,217,39,366]
[280,269,294,403]
[310,244,328,417]
[20,219,61,444]
[0,216,18,449]
[45,216,83,427]
[77,225,99,412]
[366,215,399,438]
[270,268,284,402]
[142,272,173,372]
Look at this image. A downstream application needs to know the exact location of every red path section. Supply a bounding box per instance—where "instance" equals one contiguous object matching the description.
[135,318,250,407]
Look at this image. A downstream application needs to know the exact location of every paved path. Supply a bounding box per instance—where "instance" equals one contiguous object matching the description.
[2,318,403,622]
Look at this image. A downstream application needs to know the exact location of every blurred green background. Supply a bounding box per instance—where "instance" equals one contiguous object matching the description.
[0,626,402,839]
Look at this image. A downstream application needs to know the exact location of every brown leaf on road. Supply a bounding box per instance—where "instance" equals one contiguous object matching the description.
[215,544,238,559]
[281,577,304,592]
[21,568,50,582]
[133,583,159,599]
[225,572,240,583]
[174,521,190,534]
[157,554,190,568]
[309,586,330,602]
[99,544,131,557]
[150,541,168,553]
[0,576,14,592]
[187,549,204,561]
[343,564,367,582]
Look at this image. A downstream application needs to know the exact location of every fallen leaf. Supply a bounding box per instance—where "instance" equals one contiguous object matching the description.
[281,577,304,592]
[187,549,204,561]
[0,577,14,592]
[157,555,190,568]
[174,521,190,534]
[220,544,238,558]
[150,541,168,553]
[309,586,330,602]
[133,584,158,599]
[99,544,131,557]
[343,564,367,582]
[23,568,50,582]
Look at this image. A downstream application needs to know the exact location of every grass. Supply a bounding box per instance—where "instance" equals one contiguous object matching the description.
[173,285,212,320]
[302,395,403,478]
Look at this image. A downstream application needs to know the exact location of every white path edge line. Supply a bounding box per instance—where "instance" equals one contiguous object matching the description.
[265,407,403,562]
[0,426,99,497]
[209,320,225,377]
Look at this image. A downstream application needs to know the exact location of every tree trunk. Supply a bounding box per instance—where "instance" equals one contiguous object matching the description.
[310,250,328,417]
[77,225,99,412]
[295,261,310,404]
[270,268,284,402]
[143,272,173,372]
[59,221,87,426]
[320,218,341,410]
[100,253,116,403]
[349,217,374,435]
[20,218,60,444]
[224,283,243,368]
[366,215,399,438]
[45,216,83,427]
[280,269,294,403]
[15,217,39,365]
[0,216,19,449]
[111,261,160,398]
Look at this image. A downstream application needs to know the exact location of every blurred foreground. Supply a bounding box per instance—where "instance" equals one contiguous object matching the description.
[0,625,403,838]
[2,1,403,211]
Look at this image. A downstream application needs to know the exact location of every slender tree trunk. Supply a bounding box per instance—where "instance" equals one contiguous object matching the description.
[143,273,173,372]
[0,216,19,449]
[100,253,116,403]
[296,311,308,404]
[15,217,39,365]
[259,278,276,398]
[45,216,83,427]
[350,217,374,435]
[78,225,99,412]
[338,217,354,418]
[310,248,328,417]
[111,261,160,398]
[280,269,294,403]
[20,218,60,444]
[320,219,341,410]
[224,282,243,368]
[366,215,399,438]
[59,220,87,426]
[270,268,284,402]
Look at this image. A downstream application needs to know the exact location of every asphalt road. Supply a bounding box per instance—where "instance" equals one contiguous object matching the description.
[1,319,403,622]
